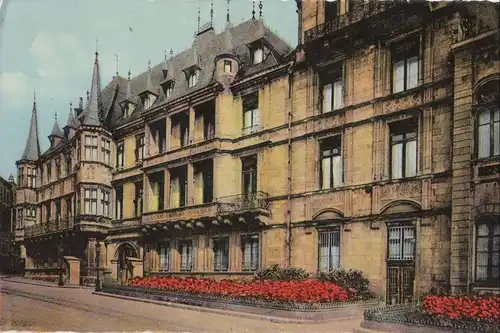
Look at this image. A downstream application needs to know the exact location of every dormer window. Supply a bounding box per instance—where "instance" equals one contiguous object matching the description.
[122,101,136,118]
[141,94,153,110]
[188,70,199,88]
[253,48,264,65]
[224,60,232,73]
[162,81,175,98]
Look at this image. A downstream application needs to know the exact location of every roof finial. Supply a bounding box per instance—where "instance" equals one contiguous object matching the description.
[197,5,201,31]
[148,59,151,71]
[55,111,58,121]
[33,89,36,104]
[226,0,230,23]
[95,37,99,60]
[164,49,167,60]
[86,90,90,102]
[114,54,119,77]
[128,69,131,81]
[259,1,263,19]
[210,0,214,25]
[170,48,173,59]
[252,0,256,20]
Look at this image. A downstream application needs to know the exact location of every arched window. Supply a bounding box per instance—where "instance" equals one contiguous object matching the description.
[475,79,500,159]
[475,217,500,284]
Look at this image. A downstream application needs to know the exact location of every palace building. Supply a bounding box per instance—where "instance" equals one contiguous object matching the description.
[14,0,499,302]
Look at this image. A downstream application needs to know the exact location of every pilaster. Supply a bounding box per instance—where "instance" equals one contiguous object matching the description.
[188,106,195,144]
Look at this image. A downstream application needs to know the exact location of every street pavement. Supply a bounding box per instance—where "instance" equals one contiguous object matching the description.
[0,276,362,332]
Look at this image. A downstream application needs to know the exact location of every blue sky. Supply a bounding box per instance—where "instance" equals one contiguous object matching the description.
[0,0,298,179]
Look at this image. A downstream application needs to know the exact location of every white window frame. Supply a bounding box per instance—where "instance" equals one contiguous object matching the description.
[253,48,263,64]
[158,242,171,272]
[101,138,111,165]
[241,234,260,271]
[389,119,418,180]
[101,190,110,217]
[477,107,500,159]
[213,237,229,272]
[224,60,232,73]
[27,168,36,188]
[388,225,416,261]
[320,136,343,189]
[179,239,193,272]
[188,71,199,88]
[84,189,98,215]
[85,135,98,161]
[318,229,341,272]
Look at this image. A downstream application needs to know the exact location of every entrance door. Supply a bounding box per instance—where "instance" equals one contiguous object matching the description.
[117,245,136,285]
[386,225,416,305]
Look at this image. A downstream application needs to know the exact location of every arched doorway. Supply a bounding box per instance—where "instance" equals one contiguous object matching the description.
[116,243,138,285]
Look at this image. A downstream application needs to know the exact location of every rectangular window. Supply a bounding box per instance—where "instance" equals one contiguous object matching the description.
[320,136,343,189]
[115,186,123,220]
[46,204,51,222]
[101,190,110,217]
[134,182,143,217]
[27,168,36,188]
[101,139,111,165]
[321,66,343,113]
[55,201,61,221]
[325,0,338,21]
[318,229,341,272]
[179,240,193,272]
[65,198,72,218]
[241,234,260,271]
[224,60,232,73]
[253,48,263,64]
[392,39,420,93]
[242,156,258,194]
[46,163,52,183]
[213,237,229,272]
[76,137,81,161]
[55,157,61,179]
[18,167,24,187]
[390,118,418,179]
[85,135,98,161]
[84,189,98,214]
[242,92,260,134]
[65,154,72,175]
[477,107,500,159]
[158,242,171,272]
[169,167,187,208]
[388,225,415,261]
[151,173,165,211]
[135,135,144,162]
[116,142,124,168]
[162,82,174,98]
[476,220,500,283]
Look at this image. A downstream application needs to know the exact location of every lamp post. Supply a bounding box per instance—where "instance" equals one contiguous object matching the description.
[58,238,64,286]
[95,241,101,292]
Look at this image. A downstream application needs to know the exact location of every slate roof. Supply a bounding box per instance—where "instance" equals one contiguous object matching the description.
[34,18,292,158]
[19,95,41,162]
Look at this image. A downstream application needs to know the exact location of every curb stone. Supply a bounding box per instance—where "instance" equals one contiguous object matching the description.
[93,291,362,324]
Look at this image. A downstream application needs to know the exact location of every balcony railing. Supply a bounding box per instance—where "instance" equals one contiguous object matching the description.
[217,191,270,214]
[24,218,74,238]
[304,0,398,44]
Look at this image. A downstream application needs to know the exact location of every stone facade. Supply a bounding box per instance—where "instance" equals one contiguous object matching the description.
[14,1,499,301]
[0,175,15,272]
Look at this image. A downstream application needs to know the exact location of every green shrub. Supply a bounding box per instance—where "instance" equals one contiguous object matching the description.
[316,268,373,300]
[254,264,311,281]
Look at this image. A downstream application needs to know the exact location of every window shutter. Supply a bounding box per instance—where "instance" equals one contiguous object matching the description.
[392,60,405,93]
[194,172,204,204]
[333,80,343,110]
[322,84,333,113]
[170,177,180,208]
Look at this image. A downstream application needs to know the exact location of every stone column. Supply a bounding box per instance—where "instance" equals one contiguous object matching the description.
[450,48,473,295]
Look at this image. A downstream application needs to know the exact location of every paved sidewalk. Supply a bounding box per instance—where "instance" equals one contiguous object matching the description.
[1,275,94,290]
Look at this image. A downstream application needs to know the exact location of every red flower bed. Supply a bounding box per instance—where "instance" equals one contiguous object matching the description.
[128,276,349,303]
[422,295,500,323]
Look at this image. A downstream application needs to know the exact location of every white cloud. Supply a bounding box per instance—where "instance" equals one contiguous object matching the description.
[0,72,30,96]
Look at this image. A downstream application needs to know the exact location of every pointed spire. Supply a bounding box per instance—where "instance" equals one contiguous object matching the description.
[219,28,236,59]
[79,52,103,126]
[163,52,175,80]
[184,42,199,70]
[65,101,77,129]
[19,92,41,162]
[50,113,63,138]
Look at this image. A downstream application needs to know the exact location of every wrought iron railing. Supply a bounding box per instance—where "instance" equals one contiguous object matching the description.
[24,218,74,238]
[303,0,399,44]
[217,192,270,214]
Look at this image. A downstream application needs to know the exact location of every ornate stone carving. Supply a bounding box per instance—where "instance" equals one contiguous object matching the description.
[142,203,217,224]
[380,180,422,206]
[309,191,345,218]
[313,114,344,133]
[382,93,422,114]
[144,139,221,168]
